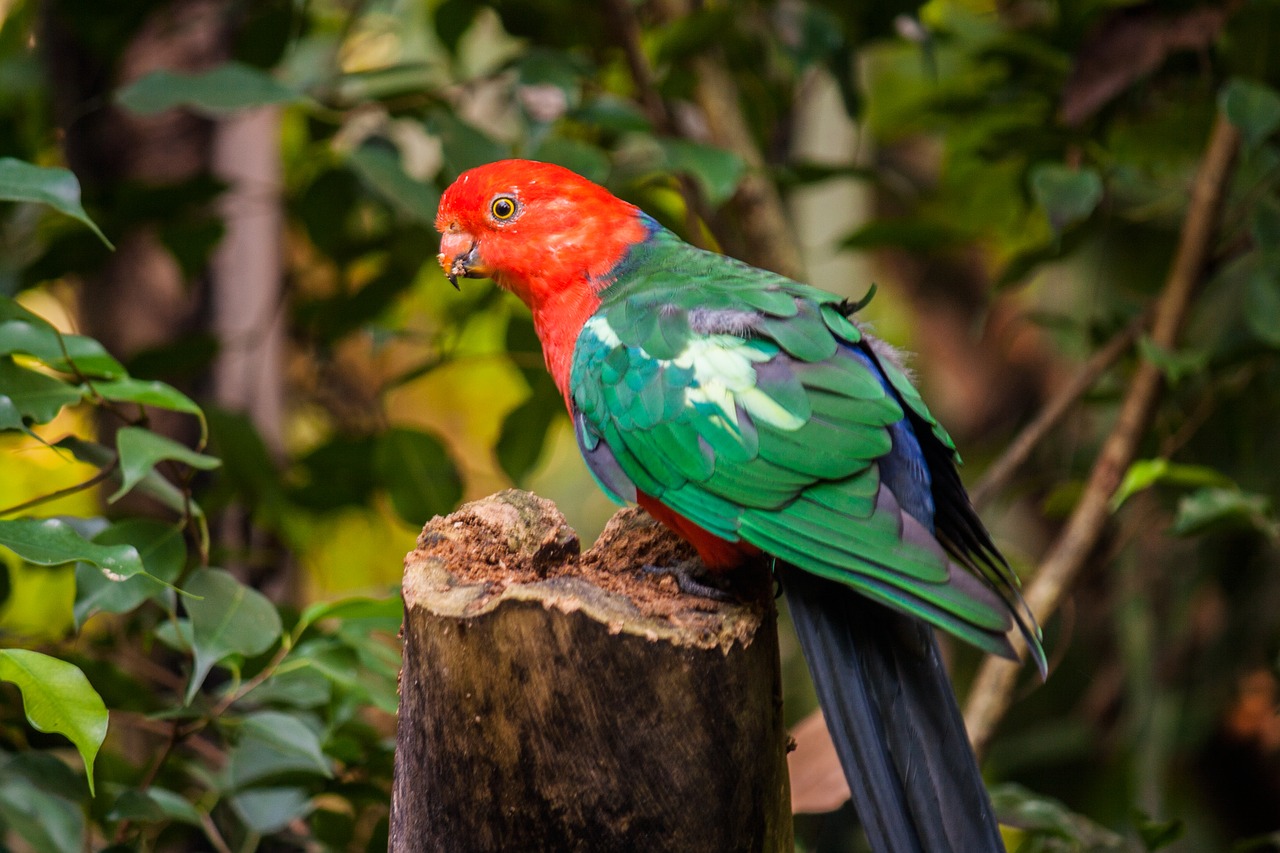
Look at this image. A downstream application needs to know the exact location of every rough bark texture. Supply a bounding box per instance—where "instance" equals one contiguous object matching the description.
[392,490,792,853]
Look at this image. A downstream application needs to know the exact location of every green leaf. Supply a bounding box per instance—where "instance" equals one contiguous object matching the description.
[91,377,207,442]
[496,376,563,484]
[0,777,84,853]
[0,320,126,379]
[0,649,108,795]
[1250,196,1280,261]
[295,595,403,637]
[183,568,283,703]
[427,110,509,181]
[374,427,462,525]
[0,394,29,434]
[841,217,965,252]
[240,665,332,708]
[144,786,205,826]
[531,136,610,184]
[228,710,332,786]
[0,158,112,248]
[656,138,744,207]
[116,62,302,116]
[990,783,1127,848]
[1222,78,1280,148]
[54,436,200,520]
[1245,270,1280,348]
[1029,163,1104,232]
[90,376,201,416]
[74,520,186,627]
[228,786,311,834]
[110,425,221,503]
[1172,488,1275,537]
[1111,459,1234,510]
[0,356,84,424]
[0,517,145,579]
[1137,336,1210,384]
[1134,810,1184,850]
[347,141,441,225]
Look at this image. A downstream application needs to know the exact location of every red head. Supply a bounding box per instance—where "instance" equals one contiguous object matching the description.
[436,159,649,395]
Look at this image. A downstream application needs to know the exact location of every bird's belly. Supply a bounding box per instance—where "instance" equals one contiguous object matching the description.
[636,492,759,572]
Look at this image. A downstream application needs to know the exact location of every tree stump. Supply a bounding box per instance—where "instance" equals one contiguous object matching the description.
[391,490,792,853]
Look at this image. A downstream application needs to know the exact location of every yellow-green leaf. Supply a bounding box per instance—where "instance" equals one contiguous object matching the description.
[0,650,108,795]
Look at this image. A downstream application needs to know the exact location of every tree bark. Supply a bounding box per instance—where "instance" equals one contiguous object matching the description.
[392,490,793,853]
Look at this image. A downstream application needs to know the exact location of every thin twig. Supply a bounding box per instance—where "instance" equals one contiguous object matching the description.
[0,462,118,517]
[963,113,1241,758]
[969,316,1144,510]
[211,641,291,716]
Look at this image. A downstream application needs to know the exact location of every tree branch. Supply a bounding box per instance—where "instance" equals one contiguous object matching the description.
[963,112,1241,757]
[969,315,1144,510]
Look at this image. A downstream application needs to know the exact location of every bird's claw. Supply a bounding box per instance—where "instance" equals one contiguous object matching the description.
[639,560,738,602]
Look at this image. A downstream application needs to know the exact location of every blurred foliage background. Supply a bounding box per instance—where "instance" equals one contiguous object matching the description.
[2,0,1280,850]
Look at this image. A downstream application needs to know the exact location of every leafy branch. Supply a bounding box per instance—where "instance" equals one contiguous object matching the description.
[964,112,1243,756]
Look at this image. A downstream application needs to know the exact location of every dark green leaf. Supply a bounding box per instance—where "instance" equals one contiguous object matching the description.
[0,393,33,434]
[207,407,285,509]
[1222,78,1280,148]
[183,568,283,703]
[90,377,202,418]
[0,649,108,795]
[1249,196,1280,261]
[287,434,378,510]
[841,217,965,252]
[374,427,462,524]
[1134,811,1184,850]
[531,136,610,184]
[1137,337,1210,384]
[228,711,332,786]
[0,777,84,853]
[0,517,145,579]
[240,666,332,708]
[74,520,186,627]
[295,595,403,637]
[656,138,744,207]
[116,62,302,116]
[570,96,651,133]
[1245,271,1280,348]
[427,110,508,181]
[1172,488,1275,537]
[348,141,441,225]
[990,783,1127,848]
[110,425,221,503]
[0,320,126,379]
[1111,459,1234,510]
[435,0,479,52]
[228,786,310,834]
[0,158,111,247]
[0,356,83,424]
[496,375,563,484]
[54,436,197,519]
[1030,163,1104,232]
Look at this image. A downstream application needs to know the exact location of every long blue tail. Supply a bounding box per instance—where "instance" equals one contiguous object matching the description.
[782,566,1005,853]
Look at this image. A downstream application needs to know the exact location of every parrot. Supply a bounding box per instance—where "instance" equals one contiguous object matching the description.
[435,158,1046,853]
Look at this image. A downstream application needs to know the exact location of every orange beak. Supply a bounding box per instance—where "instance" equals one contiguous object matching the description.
[437,231,489,289]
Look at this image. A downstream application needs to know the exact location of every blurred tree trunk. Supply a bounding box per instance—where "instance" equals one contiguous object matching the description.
[43,0,229,443]
[42,0,293,597]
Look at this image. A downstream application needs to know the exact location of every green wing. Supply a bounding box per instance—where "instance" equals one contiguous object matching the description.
[570,234,1042,666]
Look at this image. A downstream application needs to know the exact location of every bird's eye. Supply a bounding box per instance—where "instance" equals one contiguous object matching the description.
[490,196,517,221]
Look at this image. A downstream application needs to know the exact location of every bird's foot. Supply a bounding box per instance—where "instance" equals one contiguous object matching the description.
[639,559,737,602]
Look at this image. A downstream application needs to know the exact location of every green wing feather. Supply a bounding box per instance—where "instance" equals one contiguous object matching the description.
[570,226,1043,667]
